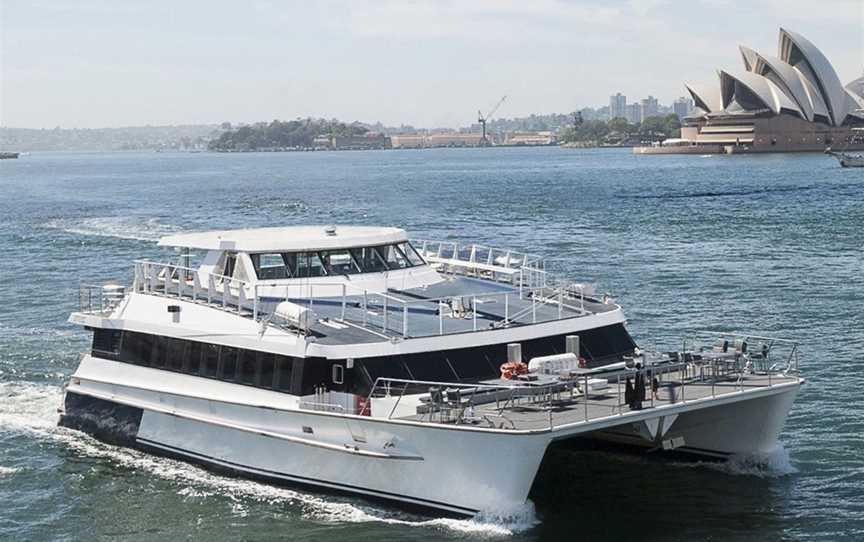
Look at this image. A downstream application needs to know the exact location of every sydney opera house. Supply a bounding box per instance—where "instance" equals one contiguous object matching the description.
[636,28,864,154]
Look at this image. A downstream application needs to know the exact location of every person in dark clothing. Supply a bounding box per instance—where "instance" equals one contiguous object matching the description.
[633,363,646,410]
[625,377,635,409]
[651,376,660,401]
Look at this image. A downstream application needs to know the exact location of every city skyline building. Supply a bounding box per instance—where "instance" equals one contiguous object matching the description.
[673,97,694,119]
[639,96,659,122]
[609,93,627,120]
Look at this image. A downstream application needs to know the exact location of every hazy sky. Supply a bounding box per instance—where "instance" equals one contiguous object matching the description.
[1,0,862,129]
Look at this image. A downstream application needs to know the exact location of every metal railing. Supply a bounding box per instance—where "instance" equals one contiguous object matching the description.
[78,283,126,314]
[359,337,801,432]
[413,239,548,289]
[126,258,595,340]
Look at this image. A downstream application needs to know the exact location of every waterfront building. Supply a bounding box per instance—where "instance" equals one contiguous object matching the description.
[638,28,864,154]
[314,133,391,151]
[425,132,486,147]
[673,97,693,119]
[625,103,642,124]
[639,96,659,122]
[390,134,426,149]
[848,72,864,100]
[504,131,557,146]
[609,93,627,120]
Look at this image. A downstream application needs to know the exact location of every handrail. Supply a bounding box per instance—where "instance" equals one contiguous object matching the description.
[129,257,592,340]
[361,344,802,432]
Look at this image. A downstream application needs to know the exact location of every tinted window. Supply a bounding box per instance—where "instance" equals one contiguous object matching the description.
[400,242,426,266]
[166,338,186,372]
[238,349,257,385]
[275,356,293,391]
[295,252,326,277]
[350,246,389,273]
[92,329,122,358]
[185,341,202,374]
[403,355,458,381]
[259,353,276,388]
[120,331,153,366]
[319,250,360,275]
[250,253,290,280]
[201,344,219,377]
[151,337,168,368]
[378,245,410,269]
[222,254,236,280]
[446,349,496,380]
[220,347,238,381]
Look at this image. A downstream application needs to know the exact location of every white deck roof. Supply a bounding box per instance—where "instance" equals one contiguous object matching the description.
[157,225,408,252]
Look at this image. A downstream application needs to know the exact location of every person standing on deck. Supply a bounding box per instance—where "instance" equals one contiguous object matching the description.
[634,363,646,410]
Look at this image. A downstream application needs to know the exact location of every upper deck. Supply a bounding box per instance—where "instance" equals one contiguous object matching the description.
[76,227,622,351]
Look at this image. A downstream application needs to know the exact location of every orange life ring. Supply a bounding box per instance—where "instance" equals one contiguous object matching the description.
[500,361,528,380]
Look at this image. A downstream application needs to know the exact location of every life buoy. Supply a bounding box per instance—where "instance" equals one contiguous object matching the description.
[356,396,371,416]
[500,361,528,380]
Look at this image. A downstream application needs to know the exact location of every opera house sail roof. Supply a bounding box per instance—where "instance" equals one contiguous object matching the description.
[685,28,864,127]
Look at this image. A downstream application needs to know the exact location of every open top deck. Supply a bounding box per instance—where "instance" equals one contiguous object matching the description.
[79,230,618,348]
[348,332,803,434]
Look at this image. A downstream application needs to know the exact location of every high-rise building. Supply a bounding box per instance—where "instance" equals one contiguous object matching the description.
[609,93,627,120]
[673,97,693,119]
[625,103,641,124]
[639,96,659,122]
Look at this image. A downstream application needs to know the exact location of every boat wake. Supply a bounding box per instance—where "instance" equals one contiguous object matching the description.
[720,445,798,477]
[0,380,537,537]
[45,216,180,242]
[671,444,797,478]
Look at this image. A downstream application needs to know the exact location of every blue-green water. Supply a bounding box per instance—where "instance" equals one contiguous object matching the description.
[0,148,862,541]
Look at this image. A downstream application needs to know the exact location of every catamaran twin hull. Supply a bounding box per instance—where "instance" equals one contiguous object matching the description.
[59,226,803,515]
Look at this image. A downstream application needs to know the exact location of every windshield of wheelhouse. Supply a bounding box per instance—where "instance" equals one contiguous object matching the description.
[249,242,427,280]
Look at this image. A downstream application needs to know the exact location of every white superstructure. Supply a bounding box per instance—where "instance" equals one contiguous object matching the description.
[60,225,804,516]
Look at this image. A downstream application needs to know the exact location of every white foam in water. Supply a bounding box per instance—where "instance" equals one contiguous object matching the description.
[46,216,180,242]
[671,444,797,478]
[0,380,537,537]
[722,444,798,477]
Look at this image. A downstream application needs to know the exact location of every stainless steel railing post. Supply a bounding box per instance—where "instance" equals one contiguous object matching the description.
[472,296,477,331]
[584,374,589,422]
[341,284,347,321]
[253,284,258,321]
[504,294,509,323]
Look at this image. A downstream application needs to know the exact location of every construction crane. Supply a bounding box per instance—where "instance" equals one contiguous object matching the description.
[478,95,507,146]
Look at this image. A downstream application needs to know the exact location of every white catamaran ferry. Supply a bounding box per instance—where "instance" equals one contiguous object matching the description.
[61,225,804,516]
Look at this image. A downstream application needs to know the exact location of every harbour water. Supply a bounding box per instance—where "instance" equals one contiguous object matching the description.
[0,148,862,540]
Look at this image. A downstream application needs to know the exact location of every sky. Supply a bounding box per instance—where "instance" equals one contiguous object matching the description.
[1,0,862,129]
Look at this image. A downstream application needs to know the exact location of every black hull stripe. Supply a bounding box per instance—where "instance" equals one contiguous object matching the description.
[135,436,478,515]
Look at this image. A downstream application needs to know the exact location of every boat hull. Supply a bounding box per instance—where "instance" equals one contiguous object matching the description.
[58,356,802,516]
[590,384,800,457]
[59,387,548,516]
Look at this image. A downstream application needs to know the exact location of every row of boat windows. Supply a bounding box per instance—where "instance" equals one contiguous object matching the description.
[93,329,296,392]
[248,243,426,280]
[89,323,638,396]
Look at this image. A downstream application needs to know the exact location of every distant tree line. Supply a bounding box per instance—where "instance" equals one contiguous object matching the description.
[209,119,369,151]
[560,114,682,144]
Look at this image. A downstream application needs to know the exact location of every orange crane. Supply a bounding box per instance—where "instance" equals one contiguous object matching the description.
[478,95,507,146]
